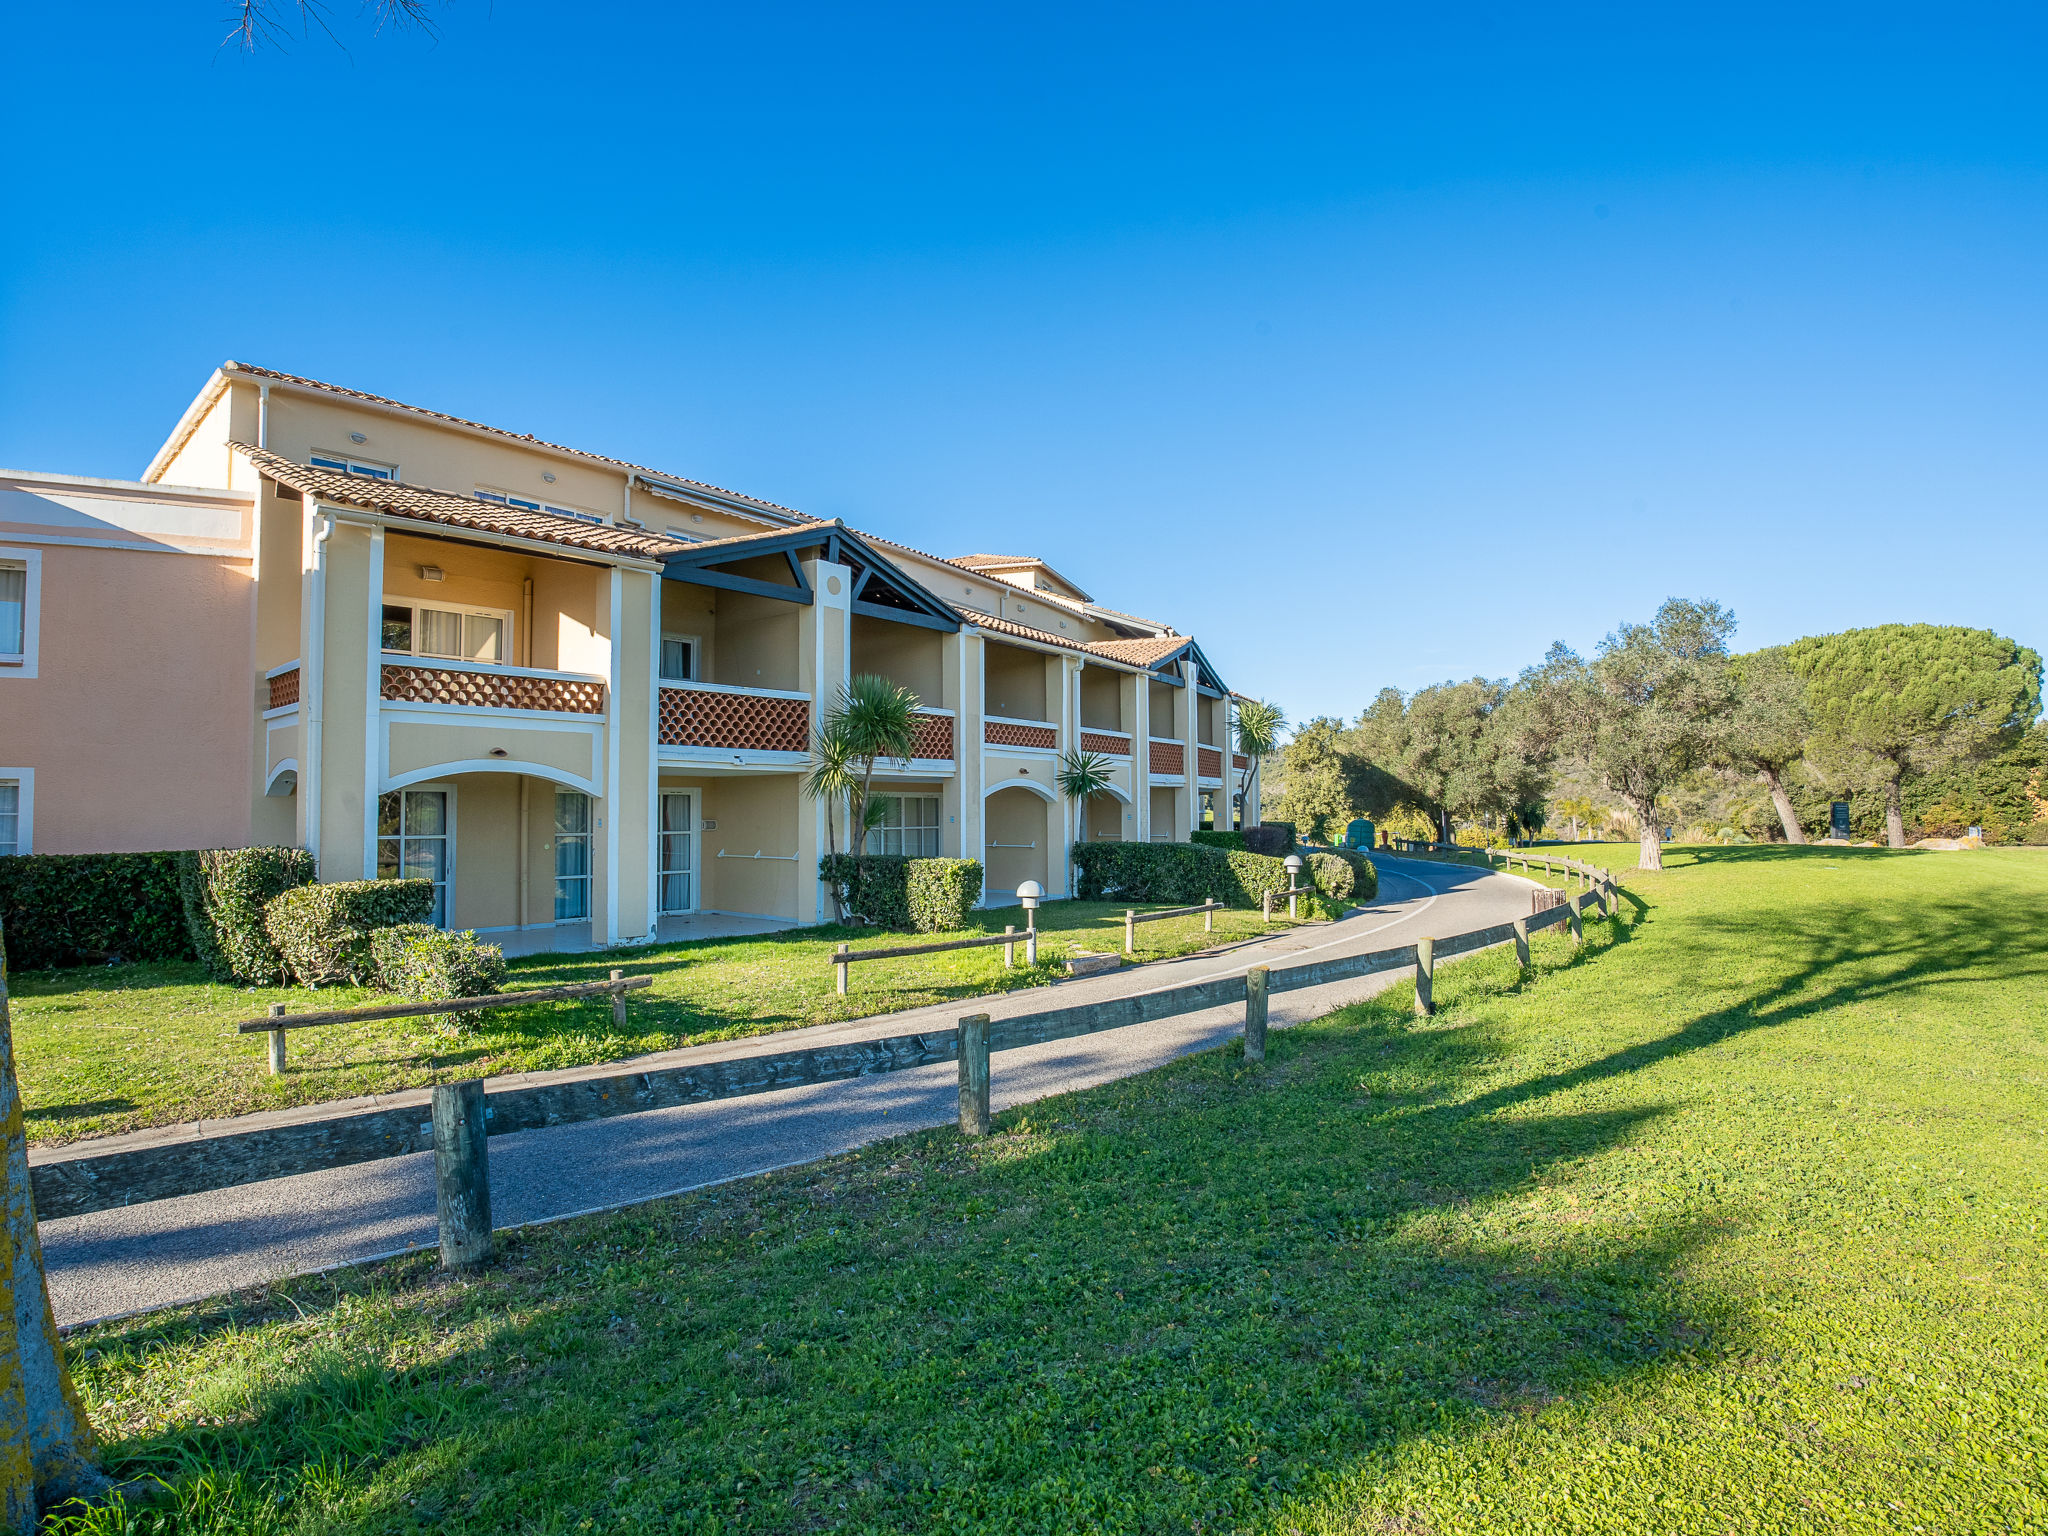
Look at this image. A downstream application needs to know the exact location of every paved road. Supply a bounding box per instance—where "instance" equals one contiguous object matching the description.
[41,855,1536,1327]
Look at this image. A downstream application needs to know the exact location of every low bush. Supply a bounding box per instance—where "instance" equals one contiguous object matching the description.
[1323,846,1379,903]
[0,851,192,971]
[1190,829,1246,851]
[179,846,318,984]
[264,879,436,987]
[1306,851,1355,903]
[369,925,507,1011]
[2023,819,2048,846]
[1071,842,1308,911]
[1241,823,1296,857]
[1453,825,1508,849]
[906,859,982,933]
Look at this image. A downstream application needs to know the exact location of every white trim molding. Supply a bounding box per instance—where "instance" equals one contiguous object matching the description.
[0,767,32,855]
[0,546,43,678]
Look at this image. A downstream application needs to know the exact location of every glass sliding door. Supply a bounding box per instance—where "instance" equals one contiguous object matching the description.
[658,791,694,914]
[554,791,592,921]
[377,788,451,926]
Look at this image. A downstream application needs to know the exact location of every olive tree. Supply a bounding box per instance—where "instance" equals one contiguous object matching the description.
[1718,647,1812,844]
[1785,624,2042,848]
[1522,598,1738,872]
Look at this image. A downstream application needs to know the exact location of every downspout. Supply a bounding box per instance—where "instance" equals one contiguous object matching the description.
[303,509,336,867]
[257,382,271,449]
[522,577,534,668]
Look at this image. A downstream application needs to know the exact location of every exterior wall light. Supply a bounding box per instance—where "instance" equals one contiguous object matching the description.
[349,432,367,444]
[543,472,557,483]
[418,565,444,582]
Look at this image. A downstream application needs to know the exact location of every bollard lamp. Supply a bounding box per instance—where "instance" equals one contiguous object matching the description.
[1016,880,1043,920]
[1282,854,1302,886]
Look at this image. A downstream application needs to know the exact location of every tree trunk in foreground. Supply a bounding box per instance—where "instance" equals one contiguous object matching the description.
[1761,766,1807,845]
[1630,795,1665,871]
[1885,778,1908,848]
[2,924,106,1531]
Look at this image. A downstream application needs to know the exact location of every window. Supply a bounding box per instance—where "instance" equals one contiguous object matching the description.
[377,789,450,926]
[382,599,510,664]
[659,634,698,682]
[864,795,941,857]
[658,791,693,913]
[477,488,602,524]
[0,549,39,675]
[554,791,592,921]
[0,779,21,857]
[664,526,703,543]
[309,452,397,480]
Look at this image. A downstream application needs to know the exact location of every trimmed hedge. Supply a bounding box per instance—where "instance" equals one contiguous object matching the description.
[0,851,193,971]
[370,925,507,1012]
[1190,829,1247,851]
[264,878,436,986]
[1071,840,1377,913]
[1242,823,1296,857]
[907,859,982,933]
[820,855,986,932]
[179,846,318,985]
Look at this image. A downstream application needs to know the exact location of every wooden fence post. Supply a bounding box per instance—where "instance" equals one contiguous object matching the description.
[1511,916,1530,969]
[835,943,850,995]
[957,1013,991,1137]
[1242,965,1270,1062]
[610,970,628,1030]
[266,1002,288,1075]
[1004,925,1016,968]
[1124,910,1136,955]
[1203,901,1214,934]
[1261,891,1274,923]
[431,1079,492,1271]
[1567,897,1584,946]
[1414,937,1435,1017]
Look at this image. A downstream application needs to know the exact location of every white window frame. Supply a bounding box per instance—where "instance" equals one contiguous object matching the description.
[659,632,701,683]
[0,547,42,678]
[863,794,942,858]
[310,451,399,480]
[664,526,704,543]
[553,789,594,923]
[658,790,696,915]
[476,487,603,524]
[377,782,455,927]
[0,769,33,857]
[381,596,516,666]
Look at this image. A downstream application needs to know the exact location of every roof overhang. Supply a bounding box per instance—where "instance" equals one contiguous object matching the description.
[661,523,962,631]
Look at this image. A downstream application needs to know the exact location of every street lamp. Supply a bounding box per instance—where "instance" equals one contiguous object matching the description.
[1016,880,1043,964]
[1282,855,1303,920]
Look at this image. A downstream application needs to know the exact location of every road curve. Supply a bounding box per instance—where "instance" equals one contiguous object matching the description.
[41,855,1539,1327]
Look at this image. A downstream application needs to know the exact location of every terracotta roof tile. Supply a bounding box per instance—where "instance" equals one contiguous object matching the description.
[223,363,817,524]
[1082,634,1193,667]
[233,444,694,561]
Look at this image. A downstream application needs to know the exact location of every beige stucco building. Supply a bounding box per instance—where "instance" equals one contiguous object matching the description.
[0,363,1259,942]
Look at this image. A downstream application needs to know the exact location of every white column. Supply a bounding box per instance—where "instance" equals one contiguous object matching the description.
[361,527,385,878]
[604,565,623,945]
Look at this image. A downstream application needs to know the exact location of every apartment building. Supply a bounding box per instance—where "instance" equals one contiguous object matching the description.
[0,363,1259,944]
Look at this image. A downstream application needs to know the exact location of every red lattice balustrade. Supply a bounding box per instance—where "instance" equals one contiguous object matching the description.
[911,711,955,760]
[1149,739,1185,775]
[1198,747,1223,779]
[1233,752,1250,771]
[1079,731,1131,756]
[268,668,301,710]
[660,686,809,751]
[382,665,605,715]
[985,719,1057,750]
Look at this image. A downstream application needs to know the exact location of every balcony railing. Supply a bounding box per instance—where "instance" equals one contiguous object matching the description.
[1233,752,1250,772]
[382,659,606,715]
[1079,727,1132,757]
[1148,738,1185,776]
[266,661,301,711]
[659,681,809,752]
[985,715,1057,750]
[911,708,955,761]
[1198,747,1223,779]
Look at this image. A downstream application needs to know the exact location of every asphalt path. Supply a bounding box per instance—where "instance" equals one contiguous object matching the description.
[41,855,1538,1327]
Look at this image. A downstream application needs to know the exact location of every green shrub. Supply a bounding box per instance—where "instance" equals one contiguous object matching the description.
[1330,847,1379,903]
[1242,823,1296,857]
[819,855,911,929]
[0,851,192,971]
[1190,829,1246,851]
[1071,842,1304,910]
[264,879,435,986]
[1306,851,1355,902]
[369,925,507,1011]
[906,859,982,933]
[179,846,318,984]
[2022,818,2048,846]
[1453,825,1508,849]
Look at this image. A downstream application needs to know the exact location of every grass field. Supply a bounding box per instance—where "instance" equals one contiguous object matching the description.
[12,901,1308,1146]
[54,846,2048,1533]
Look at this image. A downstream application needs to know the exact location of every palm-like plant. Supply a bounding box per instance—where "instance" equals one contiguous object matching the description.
[804,674,921,920]
[1054,749,1117,893]
[1233,698,1285,832]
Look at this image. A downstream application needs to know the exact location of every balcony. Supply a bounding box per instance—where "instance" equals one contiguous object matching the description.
[911,708,956,762]
[1079,727,1132,757]
[985,715,1057,751]
[266,663,301,711]
[1198,746,1223,780]
[1148,738,1185,776]
[659,681,809,753]
[381,659,605,715]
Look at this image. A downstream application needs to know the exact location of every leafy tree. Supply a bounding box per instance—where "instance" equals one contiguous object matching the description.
[1232,699,1285,830]
[3,925,108,1529]
[1785,624,2043,848]
[803,676,920,918]
[1718,647,1812,844]
[1551,794,1596,842]
[1522,598,1738,872]
[1352,679,1543,843]
[1269,717,1361,844]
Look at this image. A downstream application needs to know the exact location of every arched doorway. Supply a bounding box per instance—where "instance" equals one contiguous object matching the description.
[983,783,1052,899]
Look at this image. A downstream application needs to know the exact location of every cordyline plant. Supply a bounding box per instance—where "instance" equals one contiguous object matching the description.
[804,675,921,921]
[1054,749,1117,889]
[1520,597,1739,872]
[1232,698,1285,832]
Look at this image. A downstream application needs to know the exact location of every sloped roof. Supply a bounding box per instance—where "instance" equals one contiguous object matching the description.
[233,443,692,561]
[1083,634,1194,667]
[949,551,1092,601]
[209,364,816,525]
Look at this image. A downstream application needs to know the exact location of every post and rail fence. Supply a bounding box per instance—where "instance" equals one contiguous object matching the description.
[32,860,1614,1275]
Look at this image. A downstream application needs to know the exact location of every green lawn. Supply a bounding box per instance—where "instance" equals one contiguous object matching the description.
[58,847,2048,1533]
[14,900,1310,1146]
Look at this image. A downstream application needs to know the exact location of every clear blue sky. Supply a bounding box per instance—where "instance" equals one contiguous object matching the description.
[4,3,2044,727]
